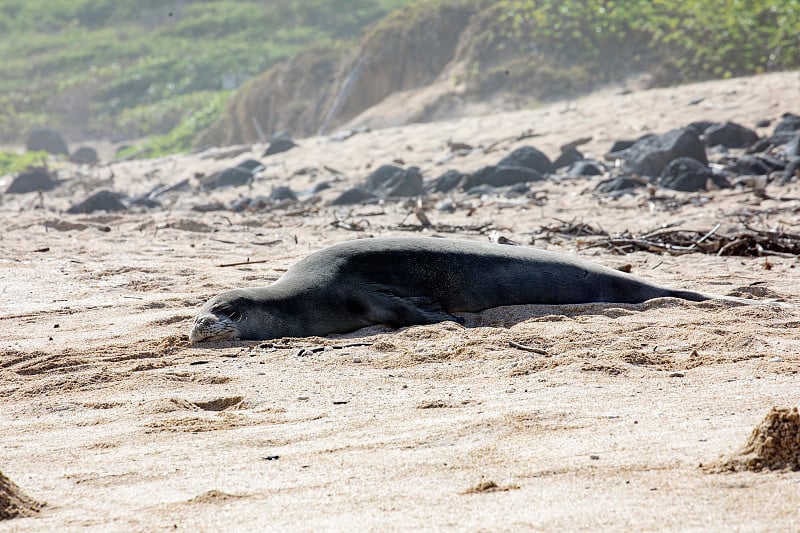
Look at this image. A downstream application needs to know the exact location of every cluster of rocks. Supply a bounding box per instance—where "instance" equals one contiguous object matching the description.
[325,114,798,206]
[429,145,556,196]
[329,164,424,205]
[4,114,799,214]
[4,167,60,194]
[321,145,565,207]
[2,128,100,196]
[262,134,298,157]
[597,113,800,194]
[25,127,98,165]
[198,159,265,190]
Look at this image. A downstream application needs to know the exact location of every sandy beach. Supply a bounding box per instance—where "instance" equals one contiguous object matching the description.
[1,71,799,531]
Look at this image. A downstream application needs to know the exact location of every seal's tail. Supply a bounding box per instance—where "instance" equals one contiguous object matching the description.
[668,289,711,302]
[686,291,795,308]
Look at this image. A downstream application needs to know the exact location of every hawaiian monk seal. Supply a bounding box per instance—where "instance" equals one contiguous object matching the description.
[189,236,770,342]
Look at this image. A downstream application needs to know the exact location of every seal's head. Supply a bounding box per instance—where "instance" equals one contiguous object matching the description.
[190,290,251,343]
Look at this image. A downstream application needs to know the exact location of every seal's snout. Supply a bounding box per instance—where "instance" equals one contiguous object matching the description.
[193,315,215,327]
[188,315,212,343]
[189,313,238,343]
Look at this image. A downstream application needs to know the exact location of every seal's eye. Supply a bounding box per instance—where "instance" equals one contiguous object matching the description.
[214,304,242,322]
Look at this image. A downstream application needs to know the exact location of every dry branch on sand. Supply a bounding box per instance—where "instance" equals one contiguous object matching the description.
[532,219,800,257]
[586,225,800,257]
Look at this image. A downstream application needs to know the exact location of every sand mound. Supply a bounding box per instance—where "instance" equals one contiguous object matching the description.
[461,481,520,494]
[188,490,243,504]
[709,407,800,472]
[0,470,42,520]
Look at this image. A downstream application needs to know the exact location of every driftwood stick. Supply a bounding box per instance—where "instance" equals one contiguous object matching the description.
[716,239,747,256]
[508,341,547,355]
[688,223,722,250]
[218,259,270,267]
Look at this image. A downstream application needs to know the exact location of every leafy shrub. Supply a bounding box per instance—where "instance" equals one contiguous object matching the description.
[487,0,800,84]
[1,0,797,151]
[0,151,49,176]
[119,91,230,159]
[0,0,411,144]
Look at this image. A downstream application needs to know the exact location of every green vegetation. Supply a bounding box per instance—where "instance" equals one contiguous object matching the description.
[476,0,800,93]
[0,0,411,147]
[0,151,48,176]
[1,0,797,157]
[117,91,230,159]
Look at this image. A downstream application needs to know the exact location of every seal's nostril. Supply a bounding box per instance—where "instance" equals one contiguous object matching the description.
[195,316,215,326]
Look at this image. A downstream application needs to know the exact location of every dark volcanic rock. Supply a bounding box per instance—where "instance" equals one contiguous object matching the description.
[747,133,798,154]
[462,165,544,190]
[595,176,647,194]
[607,139,639,154]
[498,146,554,175]
[236,159,265,172]
[785,134,800,158]
[622,127,707,177]
[730,156,776,175]
[363,164,405,190]
[465,183,529,197]
[703,121,759,149]
[567,160,606,177]
[773,113,800,135]
[310,181,331,194]
[383,167,423,197]
[5,168,58,194]
[130,196,161,209]
[363,165,423,197]
[687,121,718,136]
[205,167,254,189]
[70,146,98,165]
[232,195,274,211]
[553,146,583,169]
[67,190,126,214]
[659,157,718,192]
[781,158,800,184]
[263,137,297,156]
[329,187,377,206]
[428,169,467,193]
[746,138,771,154]
[605,136,656,162]
[191,202,227,213]
[145,179,191,199]
[758,155,787,171]
[270,186,298,202]
[26,128,68,155]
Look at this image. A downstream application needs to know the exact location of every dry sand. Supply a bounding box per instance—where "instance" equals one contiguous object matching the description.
[1,71,800,531]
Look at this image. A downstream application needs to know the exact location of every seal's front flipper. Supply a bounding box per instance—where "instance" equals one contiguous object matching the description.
[369,292,464,328]
[405,296,466,325]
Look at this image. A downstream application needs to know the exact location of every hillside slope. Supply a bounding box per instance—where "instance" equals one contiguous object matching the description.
[200,0,800,147]
[0,0,410,143]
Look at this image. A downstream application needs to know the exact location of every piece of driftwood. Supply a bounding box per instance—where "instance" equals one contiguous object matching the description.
[508,341,547,355]
[530,218,607,243]
[330,217,371,232]
[582,224,800,257]
[218,259,272,267]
